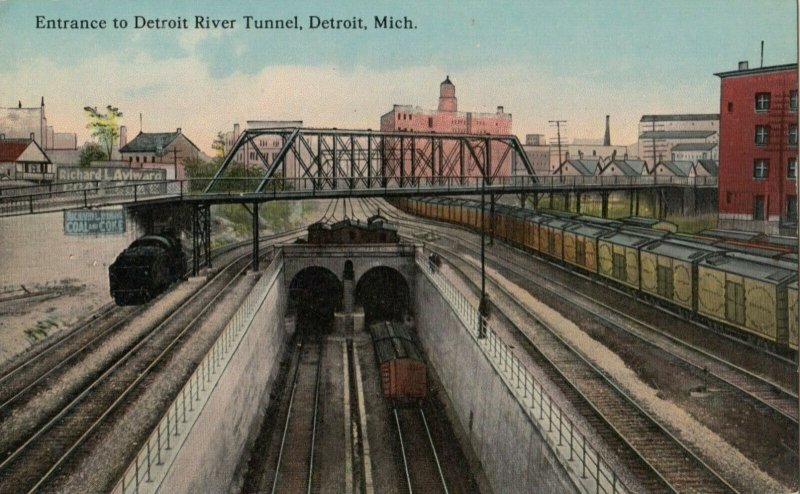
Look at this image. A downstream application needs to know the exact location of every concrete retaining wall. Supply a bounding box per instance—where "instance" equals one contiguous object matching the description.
[158,265,288,493]
[414,270,576,494]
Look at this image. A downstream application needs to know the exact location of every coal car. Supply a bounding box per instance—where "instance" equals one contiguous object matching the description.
[109,234,187,305]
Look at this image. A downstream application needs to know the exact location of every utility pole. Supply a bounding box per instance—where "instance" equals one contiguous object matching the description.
[549,120,567,176]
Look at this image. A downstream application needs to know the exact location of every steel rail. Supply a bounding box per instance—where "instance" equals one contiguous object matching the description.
[393,407,414,494]
[363,198,736,492]
[0,227,305,421]
[419,408,449,494]
[0,246,259,491]
[23,249,263,493]
[363,197,799,417]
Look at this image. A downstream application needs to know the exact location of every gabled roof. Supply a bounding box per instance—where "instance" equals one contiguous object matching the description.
[119,131,202,154]
[0,140,31,162]
[608,159,648,175]
[639,130,716,140]
[0,139,50,163]
[696,159,719,176]
[657,160,693,176]
[671,143,717,152]
[640,114,719,122]
[557,158,599,176]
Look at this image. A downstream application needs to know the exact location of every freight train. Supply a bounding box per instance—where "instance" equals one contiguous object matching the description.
[109,234,187,305]
[392,197,799,356]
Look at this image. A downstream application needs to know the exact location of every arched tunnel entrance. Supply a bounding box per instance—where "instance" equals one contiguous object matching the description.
[288,267,343,334]
[355,267,410,325]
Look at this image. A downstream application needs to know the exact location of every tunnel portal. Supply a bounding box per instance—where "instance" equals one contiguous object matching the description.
[355,266,410,324]
[288,267,343,333]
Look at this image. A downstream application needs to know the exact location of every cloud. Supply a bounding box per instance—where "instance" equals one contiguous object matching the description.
[0,49,719,155]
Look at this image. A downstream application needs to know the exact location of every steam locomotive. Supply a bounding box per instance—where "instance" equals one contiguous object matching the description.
[109,234,187,305]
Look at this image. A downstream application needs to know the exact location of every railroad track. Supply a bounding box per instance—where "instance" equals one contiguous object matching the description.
[0,243,275,493]
[360,198,799,423]
[393,406,449,494]
[433,242,735,492]
[0,227,305,428]
[358,198,740,492]
[270,338,323,494]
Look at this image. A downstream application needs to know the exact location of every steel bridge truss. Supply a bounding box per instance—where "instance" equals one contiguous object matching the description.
[204,128,535,193]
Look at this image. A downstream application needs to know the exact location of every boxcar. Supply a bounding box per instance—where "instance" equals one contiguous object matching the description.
[697,253,795,346]
[597,229,662,290]
[789,281,798,350]
[524,212,551,254]
[370,321,427,401]
[539,217,573,261]
[563,222,612,274]
[639,239,723,312]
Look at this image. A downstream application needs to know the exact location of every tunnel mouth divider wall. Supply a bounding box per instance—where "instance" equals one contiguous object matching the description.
[414,251,629,494]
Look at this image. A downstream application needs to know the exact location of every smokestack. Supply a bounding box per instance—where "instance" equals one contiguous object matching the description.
[603,115,611,146]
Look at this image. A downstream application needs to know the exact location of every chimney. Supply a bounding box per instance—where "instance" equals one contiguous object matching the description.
[603,115,611,146]
[18,101,21,109]
[738,61,749,70]
[176,127,182,134]
[0,133,5,140]
[30,132,35,140]
[119,125,128,148]
[234,123,240,141]
[497,106,504,114]
[578,150,584,159]
[41,96,44,107]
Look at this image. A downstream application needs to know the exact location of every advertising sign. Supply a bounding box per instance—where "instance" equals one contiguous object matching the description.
[63,208,126,235]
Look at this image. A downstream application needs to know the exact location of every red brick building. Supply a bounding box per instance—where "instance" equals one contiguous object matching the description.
[380,76,514,177]
[716,62,798,234]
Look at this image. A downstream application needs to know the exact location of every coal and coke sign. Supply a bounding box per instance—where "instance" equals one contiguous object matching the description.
[57,167,166,183]
[64,209,126,235]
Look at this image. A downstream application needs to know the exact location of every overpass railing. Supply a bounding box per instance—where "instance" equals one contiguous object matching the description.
[0,174,718,216]
[112,251,284,494]
[416,250,629,494]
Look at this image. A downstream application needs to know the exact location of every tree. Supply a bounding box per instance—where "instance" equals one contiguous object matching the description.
[211,131,227,158]
[83,105,123,158]
[78,143,107,167]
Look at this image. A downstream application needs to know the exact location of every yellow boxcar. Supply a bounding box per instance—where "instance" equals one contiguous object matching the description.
[640,240,723,311]
[541,218,572,261]
[597,230,658,289]
[698,253,795,345]
[564,223,610,274]
[789,281,798,350]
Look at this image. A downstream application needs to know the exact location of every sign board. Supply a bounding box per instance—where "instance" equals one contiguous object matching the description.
[56,167,167,192]
[63,209,126,235]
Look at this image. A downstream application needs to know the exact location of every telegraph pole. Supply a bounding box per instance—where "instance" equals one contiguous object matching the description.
[549,120,567,176]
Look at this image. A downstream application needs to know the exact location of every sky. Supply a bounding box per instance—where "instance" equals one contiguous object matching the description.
[0,0,797,154]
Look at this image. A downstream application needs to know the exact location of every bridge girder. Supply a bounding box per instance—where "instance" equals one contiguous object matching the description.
[204,127,536,194]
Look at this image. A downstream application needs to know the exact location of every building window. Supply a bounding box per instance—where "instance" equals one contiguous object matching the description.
[397,113,400,120]
[755,92,771,112]
[753,159,769,179]
[428,117,433,128]
[753,195,765,220]
[135,156,139,163]
[727,101,733,112]
[791,90,798,112]
[789,125,798,146]
[789,158,797,180]
[151,156,156,163]
[755,125,769,146]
